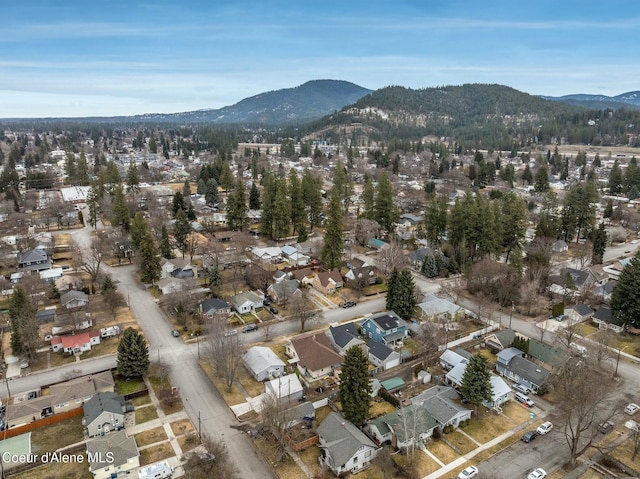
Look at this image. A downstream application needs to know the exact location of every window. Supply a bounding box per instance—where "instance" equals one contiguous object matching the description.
[353,456,358,464]
[365,450,371,458]
[98,425,102,430]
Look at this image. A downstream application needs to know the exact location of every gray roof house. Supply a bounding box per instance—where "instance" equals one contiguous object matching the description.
[86,430,139,479]
[484,329,516,351]
[366,340,402,371]
[198,298,232,317]
[317,412,380,476]
[243,346,285,382]
[365,404,438,449]
[83,391,132,437]
[17,247,51,272]
[326,322,365,355]
[439,349,471,371]
[565,304,594,324]
[60,290,89,309]
[495,348,550,392]
[592,306,624,334]
[230,290,264,314]
[411,386,472,429]
[267,279,301,305]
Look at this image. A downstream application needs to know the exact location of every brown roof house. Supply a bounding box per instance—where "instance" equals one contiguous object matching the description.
[286,331,343,382]
[312,269,343,295]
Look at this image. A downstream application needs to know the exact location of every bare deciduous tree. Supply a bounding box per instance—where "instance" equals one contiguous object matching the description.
[290,289,319,332]
[205,316,244,392]
[182,434,239,479]
[377,241,406,277]
[553,357,617,467]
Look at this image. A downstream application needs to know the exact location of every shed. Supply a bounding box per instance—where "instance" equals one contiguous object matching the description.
[138,460,173,479]
[381,377,405,392]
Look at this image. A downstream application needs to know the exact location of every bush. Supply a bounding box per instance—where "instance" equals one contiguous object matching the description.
[443,425,453,434]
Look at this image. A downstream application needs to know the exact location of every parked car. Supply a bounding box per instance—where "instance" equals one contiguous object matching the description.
[171,329,180,337]
[514,392,535,408]
[243,324,258,333]
[269,306,279,314]
[625,403,640,415]
[457,465,478,479]
[536,421,553,435]
[341,301,357,308]
[598,421,614,434]
[224,329,238,337]
[263,298,272,306]
[512,383,531,394]
[527,468,547,479]
[521,431,538,443]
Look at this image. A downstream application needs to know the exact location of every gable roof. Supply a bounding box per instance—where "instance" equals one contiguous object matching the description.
[439,349,469,368]
[316,269,343,287]
[60,290,89,305]
[83,391,127,425]
[243,346,285,375]
[86,430,138,472]
[507,356,550,385]
[412,386,471,425]
[290,332,343,372]
[49,372,113,405]
[568,303,594,317]
[369,404,437,444]
[366,311,406,331]
[199,297,231,313]
[366,340,398,362]
[327,322,363,350]
[594,306,623,326]
[268,279,300,298]
[231,290,263,307]
[527,339,565,367]
[318,412,377,468]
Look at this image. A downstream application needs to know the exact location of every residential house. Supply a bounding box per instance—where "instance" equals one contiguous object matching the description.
[318,412,379,476]
[565,304,594,324]
[439,349,470,371]
[17,247,52,273]
[286,332,343,381]
[230,290,264,314]
[290,267,318,285]
[360,311,408,347]
[344,265,377,286]
[251,246,282,263]
[312,269,343,295]
[114,239,134,261]
[51,331,101,354]
[156,277,186,295]
[549,267,597,298]
[366,340,402,371]
[527,338,566,370]
[60,290,89,309]
[198,298,232,318]
[484,329,516,351]
[326,322,365,356]
[278,401,315,429]
[265,373,304,402]
[281,245,310,266]
[50,372,115,414]
[444,361,511,408]
[411,386,472,430]
[552,240,568,253]
[83,391,132,437]
[267,279,301,305]
[39,267,63,282]
[365,404,438,448]
[273,270,289,283]
[592,306,625,334]
[36,307,57,323]
[243,346,285,382]
[417,294,467,321]
[160,258,194,279]
[4,396,53,428]
[596,280,616,302]
[86,430,139,479]
[495,348,550,392]
[407,247,431,270]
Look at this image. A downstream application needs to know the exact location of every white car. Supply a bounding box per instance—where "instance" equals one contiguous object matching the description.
[625,403,640,415]
[536,421,553,435]
[457,466,478,479]
[527,468,547,479]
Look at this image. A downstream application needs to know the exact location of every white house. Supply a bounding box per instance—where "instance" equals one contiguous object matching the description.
[86,431,139,479]
[265,373,304,402]
[230,290,264,314]
[243,346,285,382]
[318,412,379,476]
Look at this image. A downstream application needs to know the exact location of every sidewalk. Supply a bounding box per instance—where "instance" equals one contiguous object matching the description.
[424,408,552,479]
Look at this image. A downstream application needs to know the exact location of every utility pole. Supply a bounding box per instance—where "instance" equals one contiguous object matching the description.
[509,302,514,329]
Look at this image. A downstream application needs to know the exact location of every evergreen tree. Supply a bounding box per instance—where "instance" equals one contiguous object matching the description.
[8,286,39,359]
[534,166,550,192]
[101,275,116,292]
[76,151,89,185]
[459,353,493,409]
[64,151,77,183]
[339,346,372,425]
[186,201,196,221]
[219,160,235,192]
[117,328,150,379]
[249,182,261,210]
[374,172,397,233]
[130,212,148,251]
[321,188,344,269]
[205,178,219,206]
[173,208,192,258]
[289,169,305,234]
[127,162,140,197]
[87,185,99,228]
[521,163,533,185]
[535,192,561,238]
[591,222,607,265]
[611,253,640,328]
[172,191,186,217]
[421,254,438,278]
[608,160,623,195]
[302,169,322,231]
[425,196,448,245]
[111,184,131,230]
[139,232,161,284]
[227,179,249,231]
[260,173,276,238]
[361,176,375,220]
[385,268,417,320]
[160,225,173,259]
[501,192,527,263]
[272,177,291,239]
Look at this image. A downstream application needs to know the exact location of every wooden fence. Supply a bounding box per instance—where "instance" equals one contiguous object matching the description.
[2,407,83,439]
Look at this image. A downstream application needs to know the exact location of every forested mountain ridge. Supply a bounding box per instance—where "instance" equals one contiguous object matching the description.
[305,84,640,149]
[545,91,640,111]
[140,80,373,125]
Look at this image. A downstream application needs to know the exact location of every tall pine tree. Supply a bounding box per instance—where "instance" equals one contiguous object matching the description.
[117,328,150,379]
[339,346,372,425]
[459,353,493,410]
[321,188,344,269]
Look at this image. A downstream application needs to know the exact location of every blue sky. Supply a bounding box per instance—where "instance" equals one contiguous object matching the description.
[2,0,640,118]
